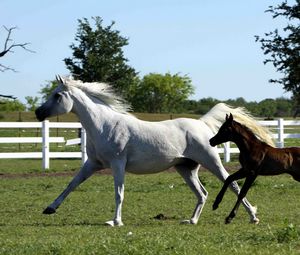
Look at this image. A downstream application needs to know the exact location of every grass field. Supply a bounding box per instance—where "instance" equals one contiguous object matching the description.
[1,113,300,254]
[1,159,300,254]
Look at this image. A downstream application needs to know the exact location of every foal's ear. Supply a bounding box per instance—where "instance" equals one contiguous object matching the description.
[226,113,233,122]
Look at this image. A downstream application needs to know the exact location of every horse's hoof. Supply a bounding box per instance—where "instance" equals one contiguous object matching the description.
[250,218,260,225]
[105,220,124,227]
[43,207,56,214]
[180,219,197,225]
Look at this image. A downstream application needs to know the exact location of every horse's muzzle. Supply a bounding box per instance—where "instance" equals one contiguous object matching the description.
[35,107,46,121]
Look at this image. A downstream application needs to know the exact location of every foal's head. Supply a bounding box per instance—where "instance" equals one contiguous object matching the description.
[209,113,237,147]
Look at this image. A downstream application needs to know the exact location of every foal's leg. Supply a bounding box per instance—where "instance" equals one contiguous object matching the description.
[175,164,208,225]
[43,160,100,214]
[225,174,257,224]
[213,168,247,210]
[200,154,259,223]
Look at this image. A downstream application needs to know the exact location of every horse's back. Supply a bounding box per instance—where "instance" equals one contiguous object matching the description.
[124,117,219,173]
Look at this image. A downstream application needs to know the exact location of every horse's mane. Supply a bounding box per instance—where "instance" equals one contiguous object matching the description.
[201,103,275,146]
[62,77,132,114]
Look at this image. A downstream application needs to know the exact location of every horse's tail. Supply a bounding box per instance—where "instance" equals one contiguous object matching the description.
[200,103,275,146]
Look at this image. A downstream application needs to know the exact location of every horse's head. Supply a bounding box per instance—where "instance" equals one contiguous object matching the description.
[209,113,235,147]
[35,75,74,121]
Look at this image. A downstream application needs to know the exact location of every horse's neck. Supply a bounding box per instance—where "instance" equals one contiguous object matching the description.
[71,92,114,136]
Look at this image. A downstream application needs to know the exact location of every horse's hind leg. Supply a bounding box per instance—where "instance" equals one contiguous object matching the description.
[175,162,208,225]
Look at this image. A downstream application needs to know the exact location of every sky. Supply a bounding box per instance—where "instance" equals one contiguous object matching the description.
[1,0,295,104]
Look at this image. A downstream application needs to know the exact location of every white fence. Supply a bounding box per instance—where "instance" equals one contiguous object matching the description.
[1,119,300,169]
[0,120,87,169]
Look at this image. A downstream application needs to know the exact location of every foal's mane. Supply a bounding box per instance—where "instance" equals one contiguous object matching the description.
[228,116,275,146]
[233,120,266,144]
[62,77,132,114]
[232,116,275,147]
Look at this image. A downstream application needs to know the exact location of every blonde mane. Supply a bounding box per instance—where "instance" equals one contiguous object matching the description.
[201,103,275,146]
[62,77,132,114]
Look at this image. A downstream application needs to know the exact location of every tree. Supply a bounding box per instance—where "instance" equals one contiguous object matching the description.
[255,1,300,104]
[39,80,58,101]
[0,98,25,111]
[64,17,137,97]
[129,73,194,113]
[258,99,277,118]
[25,96,39,111]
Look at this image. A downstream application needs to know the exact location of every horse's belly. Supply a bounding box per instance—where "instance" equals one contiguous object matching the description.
[125,156,181,174]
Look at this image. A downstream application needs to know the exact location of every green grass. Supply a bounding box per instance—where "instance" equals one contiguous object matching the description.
[1,162,300,254]
[1,113,300,254]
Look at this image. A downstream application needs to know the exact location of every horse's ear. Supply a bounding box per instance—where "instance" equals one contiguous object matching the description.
[56,75,68,90]
[225,114,229,120]
[56,75,64,85]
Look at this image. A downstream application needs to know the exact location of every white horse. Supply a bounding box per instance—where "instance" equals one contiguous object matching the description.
[35,76,260,226]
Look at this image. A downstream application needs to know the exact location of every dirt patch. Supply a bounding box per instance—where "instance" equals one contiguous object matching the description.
[0,169,113,179]
[0,165,238,179]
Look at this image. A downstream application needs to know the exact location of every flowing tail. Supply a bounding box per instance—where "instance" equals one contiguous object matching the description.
[200,103,275,146]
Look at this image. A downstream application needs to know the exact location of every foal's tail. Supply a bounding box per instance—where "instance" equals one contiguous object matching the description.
[201,103,275,146]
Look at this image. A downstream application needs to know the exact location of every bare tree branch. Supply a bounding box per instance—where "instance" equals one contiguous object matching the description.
[0,26,35,57]
[0,26,35,73]
[0,94,17,100]
[0,63,17,72]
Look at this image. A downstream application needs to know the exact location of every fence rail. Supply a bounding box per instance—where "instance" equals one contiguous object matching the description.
[1,118,300,169]
[0,120,87,169]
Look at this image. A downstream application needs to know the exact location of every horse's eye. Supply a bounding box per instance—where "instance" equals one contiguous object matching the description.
[54,93,61,99]
[54,93,63,102]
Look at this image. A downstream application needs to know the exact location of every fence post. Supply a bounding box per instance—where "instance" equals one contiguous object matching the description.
[224,142,230,162]
[81,127,87,165]
[42,120,50,170]
[277,118,284,148]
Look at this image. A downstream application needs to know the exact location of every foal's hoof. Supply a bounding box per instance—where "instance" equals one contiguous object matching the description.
[43,207,56,214]
[225,217,232,224]
[212,202,219,211]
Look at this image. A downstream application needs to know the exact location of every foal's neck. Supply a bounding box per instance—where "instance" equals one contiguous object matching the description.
[233,124,263,152]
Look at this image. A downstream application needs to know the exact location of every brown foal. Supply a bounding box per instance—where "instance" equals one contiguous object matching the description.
[209,113,300,224]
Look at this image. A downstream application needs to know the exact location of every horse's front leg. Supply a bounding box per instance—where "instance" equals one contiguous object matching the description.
[105,160,126,227]
[213,168,247,210]
[43,160,99,214]
[225,173,257,224]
